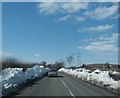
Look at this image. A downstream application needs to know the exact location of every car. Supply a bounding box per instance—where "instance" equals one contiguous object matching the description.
[48,70,58,77]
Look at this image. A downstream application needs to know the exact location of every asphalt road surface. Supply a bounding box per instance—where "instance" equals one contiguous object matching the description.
[16,73,116,96]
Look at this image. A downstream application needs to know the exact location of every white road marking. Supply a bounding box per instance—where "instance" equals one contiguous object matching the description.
[60,78,75,98]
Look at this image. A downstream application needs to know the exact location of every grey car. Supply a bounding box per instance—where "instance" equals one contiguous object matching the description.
[48,70,58,77]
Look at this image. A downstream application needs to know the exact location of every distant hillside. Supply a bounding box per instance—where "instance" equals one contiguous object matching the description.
[81,63,120,71]
[85,63,119,68]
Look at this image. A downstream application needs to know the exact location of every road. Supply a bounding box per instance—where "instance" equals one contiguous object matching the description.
[15,73,115,96]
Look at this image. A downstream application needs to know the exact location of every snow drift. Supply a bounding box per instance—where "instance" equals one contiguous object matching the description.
[59,68,119,92]
[0,65,50,96]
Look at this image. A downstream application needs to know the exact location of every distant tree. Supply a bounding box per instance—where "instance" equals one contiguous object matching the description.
[118,65,120,69]
[53,61,65,70]
[47,64,52,68]
[40,61,46,68]
[82,64,86,68]
[66,56,73,67]
[2,57,21,68]
[105,62,110,68]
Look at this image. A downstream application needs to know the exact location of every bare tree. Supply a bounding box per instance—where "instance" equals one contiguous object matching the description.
[67,56,73,67]
[54,61,65,70]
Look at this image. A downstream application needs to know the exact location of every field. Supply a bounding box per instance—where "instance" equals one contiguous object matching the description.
[84,64,120,72]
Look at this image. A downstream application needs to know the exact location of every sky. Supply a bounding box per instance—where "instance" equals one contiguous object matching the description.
[2,2,119,65]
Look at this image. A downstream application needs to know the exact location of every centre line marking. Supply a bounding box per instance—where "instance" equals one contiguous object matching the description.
[60,78,75,98]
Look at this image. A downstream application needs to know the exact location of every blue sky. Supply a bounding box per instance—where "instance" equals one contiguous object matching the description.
[2,2,119,65]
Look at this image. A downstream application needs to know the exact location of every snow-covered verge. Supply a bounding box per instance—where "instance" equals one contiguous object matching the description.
[0,65,50,96]
[59,68,120,94]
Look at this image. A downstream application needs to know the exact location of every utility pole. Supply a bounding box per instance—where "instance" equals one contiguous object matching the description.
[77,51,81,67]
[77,52,80,67]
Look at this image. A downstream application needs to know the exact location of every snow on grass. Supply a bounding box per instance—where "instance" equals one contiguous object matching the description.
[0,65,50,96]
[59,68,119,91]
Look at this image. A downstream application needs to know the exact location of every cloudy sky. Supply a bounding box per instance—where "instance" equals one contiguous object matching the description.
[2,2,119,65]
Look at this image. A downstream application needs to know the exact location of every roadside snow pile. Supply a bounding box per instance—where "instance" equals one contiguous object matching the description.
[25,65,49,80]
[0,65,49,96]
[59,68,119,91]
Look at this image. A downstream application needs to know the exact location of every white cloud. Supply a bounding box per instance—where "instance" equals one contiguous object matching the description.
[38,0,119,2]
[99,33,118,42]
[83,5,118,20]
[77,24,113,32]
[2,0,119,2]
[34,53,40,56]
[58,15,71,21]
[78,46,85,49]
[58,15,85,22]
[74,15,85,22]
[78,33,119,52]
[83,38,94,42]
[61,2,88,13]
[84,42,117,52]
[90,25,113,31]
[83,33,118,52]
[38,2,58,14]
[38,2,88,15]
[112,14,120,19]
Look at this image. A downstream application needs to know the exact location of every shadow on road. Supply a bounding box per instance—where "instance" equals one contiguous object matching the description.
[7,75,64,96]
[48,75,64,78]
[9,77,45,96]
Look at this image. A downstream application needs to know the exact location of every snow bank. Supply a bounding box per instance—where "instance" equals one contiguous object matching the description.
[0,65,50,96]
[25,65,49,80]
[59,68,119,91]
